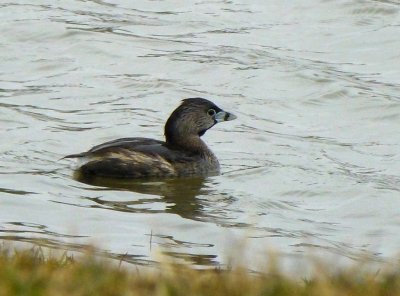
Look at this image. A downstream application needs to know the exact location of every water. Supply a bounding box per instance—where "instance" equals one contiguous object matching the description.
[1,0,399,270]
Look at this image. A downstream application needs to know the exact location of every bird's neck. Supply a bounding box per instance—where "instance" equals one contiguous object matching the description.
[167,134,208,153]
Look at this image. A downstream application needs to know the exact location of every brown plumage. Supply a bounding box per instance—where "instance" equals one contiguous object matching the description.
[65,98,236,179]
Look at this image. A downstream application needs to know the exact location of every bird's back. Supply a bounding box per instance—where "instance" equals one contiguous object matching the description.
[66,137,219,179]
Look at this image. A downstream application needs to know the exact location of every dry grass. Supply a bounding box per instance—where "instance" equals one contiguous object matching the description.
[0,247,399,296]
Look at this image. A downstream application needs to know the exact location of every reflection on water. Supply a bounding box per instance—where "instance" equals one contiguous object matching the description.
[76,175,210,221]
[0,0,400,271]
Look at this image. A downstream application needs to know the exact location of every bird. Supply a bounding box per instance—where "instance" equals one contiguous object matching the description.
[65,97,236,179]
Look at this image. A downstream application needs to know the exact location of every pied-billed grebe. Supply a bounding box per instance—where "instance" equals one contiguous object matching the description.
[65,98,236,179]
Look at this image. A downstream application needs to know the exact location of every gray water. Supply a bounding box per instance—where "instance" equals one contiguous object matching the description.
[1,0,399,270]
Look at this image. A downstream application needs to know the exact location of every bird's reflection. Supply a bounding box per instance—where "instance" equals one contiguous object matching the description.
[68,173,241,267]
[75,173,209,221]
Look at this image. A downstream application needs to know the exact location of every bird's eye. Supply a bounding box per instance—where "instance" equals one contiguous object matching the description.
[207,109,216,116]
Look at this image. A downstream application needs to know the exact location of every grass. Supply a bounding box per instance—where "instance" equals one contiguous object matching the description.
[0,246,399,296]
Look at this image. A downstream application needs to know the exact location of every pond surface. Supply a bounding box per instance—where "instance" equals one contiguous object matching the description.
[1,0,399,270]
